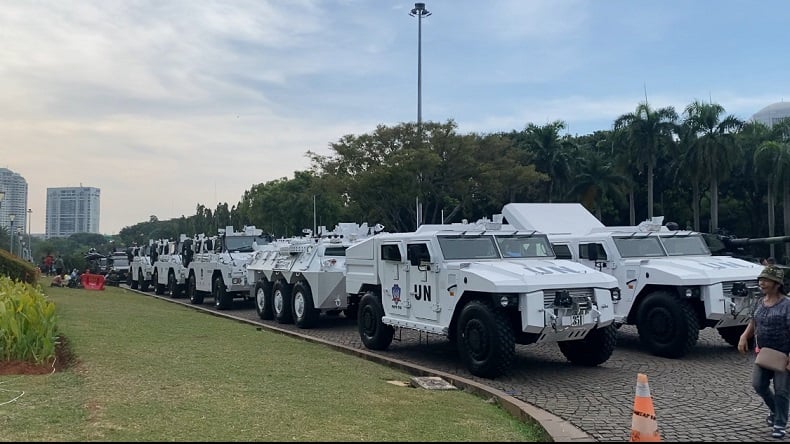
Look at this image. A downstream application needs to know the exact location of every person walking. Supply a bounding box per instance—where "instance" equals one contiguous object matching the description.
[738,265,790,439]
[54,255,65,276]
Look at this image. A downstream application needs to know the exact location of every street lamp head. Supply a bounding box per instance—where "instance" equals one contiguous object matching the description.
[410,2,431,17]
[9,214,14,223]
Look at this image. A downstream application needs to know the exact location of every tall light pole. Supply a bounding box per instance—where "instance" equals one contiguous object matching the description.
[27,208,32,261]
[9,213,15,256]
[410,2,431,135]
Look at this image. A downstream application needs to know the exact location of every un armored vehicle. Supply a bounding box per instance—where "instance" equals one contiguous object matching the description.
[127,241,156,291]
[185,226,272,310]
[502,203,764,358]
[104,250,130,286]
[344,216,620,378]
[247,223,384,328]
[151,235,190,297]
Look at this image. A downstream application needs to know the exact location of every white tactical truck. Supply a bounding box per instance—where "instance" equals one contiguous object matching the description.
[502,203,764,358]
[247,223,385,328]
[344,216,620,378]
[185,226,272,310]
[151,235,190,298]
[127,241,156,292]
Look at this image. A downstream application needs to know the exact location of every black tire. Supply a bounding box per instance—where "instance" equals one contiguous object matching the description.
[129,269,138,289]
[558,324,618,366]
[213,276,231,310]
[153,270,165,295]
[273,280,294,324]
[717,325,748,347]
[456,299,515,378]
[168,272,182,298]
[188,274,203,305]
[637,290,699,358]
[255,280,274,320]
[138,269,149,292]
[358,292,394,350]
[292,281,319,329]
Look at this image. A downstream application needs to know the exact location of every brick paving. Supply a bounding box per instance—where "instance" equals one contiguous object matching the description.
[132,289,773,442]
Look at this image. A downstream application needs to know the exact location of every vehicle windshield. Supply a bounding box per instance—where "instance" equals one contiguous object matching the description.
[437,233,555,259]
[613,235,666,258]
[495,234,554,258]
[659,233,711,256]
[226,235,272,252]
[112,256,129,267]
[437,235,500,260]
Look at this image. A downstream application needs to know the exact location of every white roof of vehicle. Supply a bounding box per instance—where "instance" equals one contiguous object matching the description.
[503,203,692,236]
[502,203,606,235]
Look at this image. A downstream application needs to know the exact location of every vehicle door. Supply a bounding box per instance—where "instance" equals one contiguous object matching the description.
[378,242,409,317]
[406,241,440,322]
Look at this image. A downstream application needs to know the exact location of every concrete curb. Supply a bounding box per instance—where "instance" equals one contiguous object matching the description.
[135,288,595,442]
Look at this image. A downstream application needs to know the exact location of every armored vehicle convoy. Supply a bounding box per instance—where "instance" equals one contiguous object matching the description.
[344,216,620,378]
[502,203,764,359]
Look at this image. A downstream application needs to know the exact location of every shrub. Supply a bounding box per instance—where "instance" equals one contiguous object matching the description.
[0,249,40,285]
[0,276,58,364]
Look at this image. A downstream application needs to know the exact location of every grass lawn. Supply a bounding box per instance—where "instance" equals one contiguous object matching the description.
[0,280,548,441]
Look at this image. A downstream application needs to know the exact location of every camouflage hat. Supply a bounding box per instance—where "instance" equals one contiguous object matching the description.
[758,265,785,285]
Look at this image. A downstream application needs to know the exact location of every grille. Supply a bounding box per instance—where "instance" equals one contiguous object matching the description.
[722,280,759,297]
[543,288,594,310]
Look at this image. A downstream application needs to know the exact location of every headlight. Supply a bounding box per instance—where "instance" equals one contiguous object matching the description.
[500,296,509,307]
[683,287,700,298]
[610,288,621,301]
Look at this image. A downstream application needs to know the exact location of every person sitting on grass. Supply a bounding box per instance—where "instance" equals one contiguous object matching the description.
[51,275,64,287]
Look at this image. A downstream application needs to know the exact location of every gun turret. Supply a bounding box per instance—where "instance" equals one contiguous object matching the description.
[701,232,790,262]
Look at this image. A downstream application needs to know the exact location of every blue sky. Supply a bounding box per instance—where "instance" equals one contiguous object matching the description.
[1,0,788,234]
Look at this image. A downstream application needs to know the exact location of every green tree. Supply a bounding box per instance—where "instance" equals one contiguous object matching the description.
[683,100,743,232]
[614,102,678,220]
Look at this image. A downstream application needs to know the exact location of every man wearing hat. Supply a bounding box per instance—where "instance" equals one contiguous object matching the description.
[738,265,790,439]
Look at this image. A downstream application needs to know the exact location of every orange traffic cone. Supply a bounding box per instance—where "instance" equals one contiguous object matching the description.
[630,373,661,442]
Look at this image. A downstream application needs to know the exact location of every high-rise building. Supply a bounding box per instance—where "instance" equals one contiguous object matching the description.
[0,168,29,237]
[45,186,101,238]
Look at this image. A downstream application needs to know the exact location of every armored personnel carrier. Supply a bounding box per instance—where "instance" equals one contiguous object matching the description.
[184,226,272,310]
[344,216,620,378]
[246,223,384,328]
[502,203,764,358]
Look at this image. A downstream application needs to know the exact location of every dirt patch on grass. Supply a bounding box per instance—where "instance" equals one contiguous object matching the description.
[0,335,76,375]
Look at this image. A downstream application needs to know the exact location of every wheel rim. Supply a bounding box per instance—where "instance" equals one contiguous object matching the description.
[294,292,305,318]
[274,290,283,314]
[256,288,266,312]
[645,307,674,345]
[463,319,489,361]
[361,306,376,336]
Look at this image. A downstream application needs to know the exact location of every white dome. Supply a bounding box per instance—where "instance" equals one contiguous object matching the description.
[751,102,790,127]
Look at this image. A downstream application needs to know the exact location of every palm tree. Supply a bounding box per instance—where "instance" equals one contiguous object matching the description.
[614,102,678,219]
[567,149,629,220]
[753,141,787,258]
[520,121,574,202]
[670,121,705,231]
[683,101,742,232]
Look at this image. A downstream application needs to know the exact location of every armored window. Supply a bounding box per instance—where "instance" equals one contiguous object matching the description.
[324,246,347,257]
[579,243,607,260]
[553,244,573,260]
[381,244,402,262]
[406,243,431,266]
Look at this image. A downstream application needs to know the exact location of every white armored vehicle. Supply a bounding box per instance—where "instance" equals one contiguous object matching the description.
[127,241,156,291]
[247,223,384,328]
[502,203,764,358]
[151,235,190,297]
[185,226,272,310]
[344,216,620,378]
